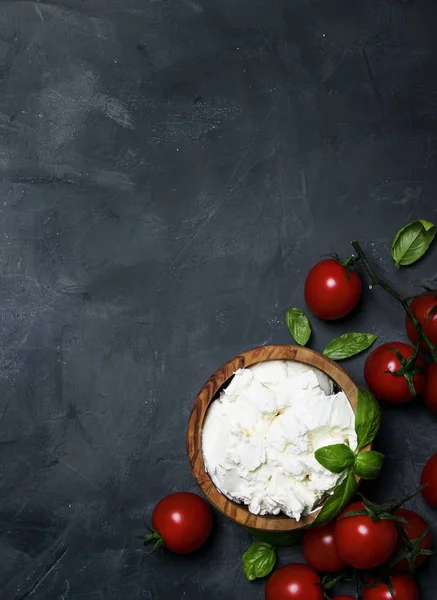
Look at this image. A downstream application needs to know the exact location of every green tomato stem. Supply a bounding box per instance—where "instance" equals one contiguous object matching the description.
[351,241,437,364]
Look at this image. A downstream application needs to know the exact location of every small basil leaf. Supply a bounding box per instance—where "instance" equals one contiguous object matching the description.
[315,444,355,473]
[354,451,385,480]
[355,387,381,450]
[242,542,276,581]
[242,527,302,547]
[286,307,311,346]
[323,332,377,361]
[313,470,358,526]
[391,220,436,268]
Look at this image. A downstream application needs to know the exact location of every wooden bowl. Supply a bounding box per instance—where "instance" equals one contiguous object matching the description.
[187,344,368,532]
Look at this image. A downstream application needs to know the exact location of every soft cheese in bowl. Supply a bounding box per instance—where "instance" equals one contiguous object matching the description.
[202,360,357,521]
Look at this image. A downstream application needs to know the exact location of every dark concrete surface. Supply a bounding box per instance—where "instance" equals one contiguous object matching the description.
[0,0,436,598]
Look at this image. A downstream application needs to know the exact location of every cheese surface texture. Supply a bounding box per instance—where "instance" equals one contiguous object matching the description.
[202,360,356,520]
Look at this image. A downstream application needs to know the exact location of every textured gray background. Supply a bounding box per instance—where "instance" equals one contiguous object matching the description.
[0,0,436,598]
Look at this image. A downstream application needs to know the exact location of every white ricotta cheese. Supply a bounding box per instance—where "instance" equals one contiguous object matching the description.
[202,360,356,520]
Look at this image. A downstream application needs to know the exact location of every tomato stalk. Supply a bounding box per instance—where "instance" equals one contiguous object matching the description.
[341,485,427,523]
[320,571,356,599]
[351,241,437,364]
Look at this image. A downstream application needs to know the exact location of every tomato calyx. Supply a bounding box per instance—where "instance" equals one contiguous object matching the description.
[389,525,434,574]
[340,496,406,525]
[386,345,425,398]
[340,486,426,524]
[324,253,360,280]
[136,529,165,556]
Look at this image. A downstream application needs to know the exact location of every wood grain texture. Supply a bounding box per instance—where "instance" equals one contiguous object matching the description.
[187,344,370,532]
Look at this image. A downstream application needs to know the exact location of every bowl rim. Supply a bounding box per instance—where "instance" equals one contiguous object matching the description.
[186,344,370,532]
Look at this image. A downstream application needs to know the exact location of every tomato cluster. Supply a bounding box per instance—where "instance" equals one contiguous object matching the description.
[264,260,437,598]
[304,259,437,509]
[142,251,437,599]
[264,499,431,599]
[305,260,437,408]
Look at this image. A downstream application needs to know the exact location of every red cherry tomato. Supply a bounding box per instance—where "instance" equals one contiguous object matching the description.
[335,501,398,569]
[421,452,437,507]
[364,342,426,403]
[151,492,212,554]
[424,362,437,414]
[406,294,437,350]
[363,575,419,600]
[302,523,347,573]
[265,564,323,600]
[304,259,362,320]
[392,508,432,572]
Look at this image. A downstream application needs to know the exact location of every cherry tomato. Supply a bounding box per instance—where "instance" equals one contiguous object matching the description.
[302,523,347,573]
[335,501,398,569]
[265,564,323,600]
[421,452,437,507]
[364,342,426,403]
[363,575,419,600]
[304,259,362,320]
[151,492,212,554]
[406,294,437,350]
[392,508,432,572]
[424,362,437,414]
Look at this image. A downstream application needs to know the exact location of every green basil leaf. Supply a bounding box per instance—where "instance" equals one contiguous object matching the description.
[313,470,358,526]
[315,444,355,473]
[323,333,377,361]
[391,220,436,268]
[286,307,311,346]
[354,451,385,480]
[355,387,381,450]
[242,542,276,581]
[242,527,302,547]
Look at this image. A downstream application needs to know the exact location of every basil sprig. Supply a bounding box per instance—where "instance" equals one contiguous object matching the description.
[242,542,276,581]
[286,307,311,346]
[313,388,383,525]
[391,219,436,268]
[323,332,377,361]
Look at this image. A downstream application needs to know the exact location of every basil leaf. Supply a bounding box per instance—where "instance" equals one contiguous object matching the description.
[286,307,311,346]
[242,542,276,581]
[354,451,385,480]
[323,333,377,361]
[313,470,358,526]
[315,444,355,473]
[243,527,302,547]
[355,387,381,450]
[391,220,436,268]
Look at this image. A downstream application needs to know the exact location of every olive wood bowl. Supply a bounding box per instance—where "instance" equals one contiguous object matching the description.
[187,344,369,532]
